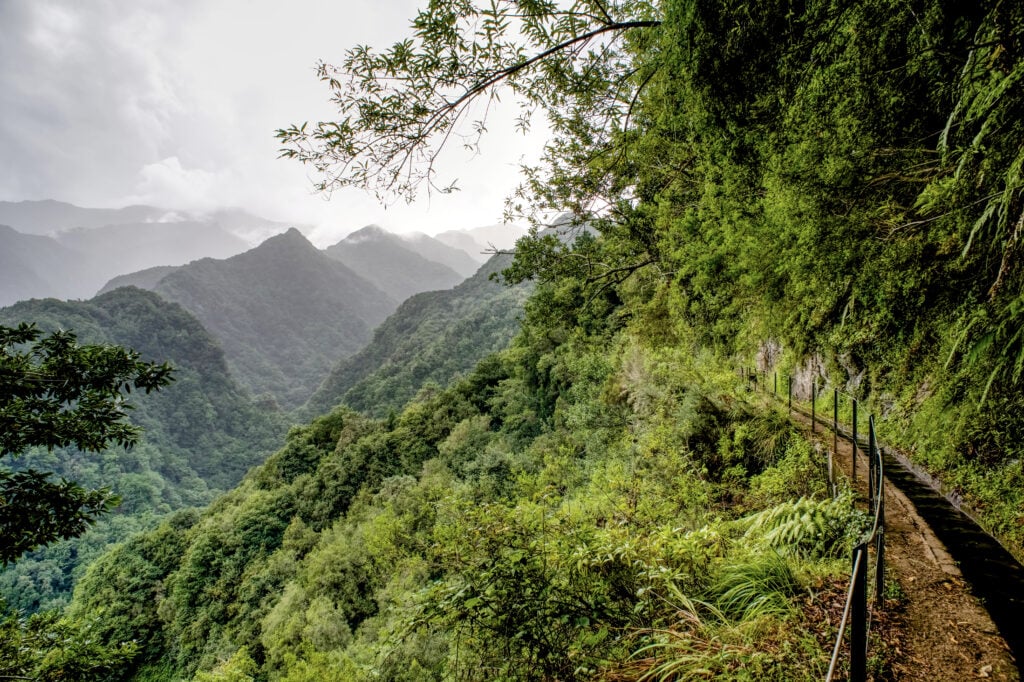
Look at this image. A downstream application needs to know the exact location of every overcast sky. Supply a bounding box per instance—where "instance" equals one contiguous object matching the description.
[0,0,545,244]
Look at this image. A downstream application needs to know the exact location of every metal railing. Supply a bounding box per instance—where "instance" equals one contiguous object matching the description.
[826,414,884,682]
[741,367,886,681]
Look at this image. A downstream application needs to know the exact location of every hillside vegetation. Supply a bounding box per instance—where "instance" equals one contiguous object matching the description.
[135,229,398,408]
[0,288,284,612]
[18,0,1024,679]
[68,289,860,680]
[303,254,532,418]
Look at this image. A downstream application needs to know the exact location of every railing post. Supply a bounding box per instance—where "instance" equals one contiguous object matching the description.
[788,376,792,414]
[875,528,885,605]
[868,416,877,513]
[833,388,839,465]
[852,399,858,482]
[851,544,869,682]
[874,435,885,604]
[812,380,817,432]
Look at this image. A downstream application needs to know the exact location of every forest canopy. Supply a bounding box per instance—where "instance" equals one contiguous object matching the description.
[280,0,1024,401]
[25,1,1024,680]
[0,322,173,564]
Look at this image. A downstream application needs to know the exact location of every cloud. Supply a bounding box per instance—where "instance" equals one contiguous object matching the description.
[0,0,547,238]
[0,1,193,202]
[129,157,229,211]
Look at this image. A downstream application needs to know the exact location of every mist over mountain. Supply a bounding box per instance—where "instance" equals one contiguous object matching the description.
[0,201,271,303]
[399,231,482,277]
[0,198,529,307]
[434,223,527,262]
[0,200,168,235]
[0,225,99,305]
[0,200,295,241]
[323,225,465,302]
[119,228,398,408]
[304,253,531,418]
[61,220,248,288]
[198,208,304,245]
[0,219,247,303]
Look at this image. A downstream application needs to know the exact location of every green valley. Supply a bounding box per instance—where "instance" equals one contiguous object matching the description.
[0,287,285,612]
[4,0,1024,679]
[303,253,532,418]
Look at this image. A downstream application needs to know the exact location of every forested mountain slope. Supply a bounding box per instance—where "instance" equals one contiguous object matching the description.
[68,273,865,680]
[303,254,532,418]
[30,0,1024,679]
[126,228,397,408]
[0,287,284,612]
[323,225,464,302]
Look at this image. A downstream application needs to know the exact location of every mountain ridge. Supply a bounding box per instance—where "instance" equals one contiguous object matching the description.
[303,253,531,418]
[323,225,465,302]
[141,228,397,408]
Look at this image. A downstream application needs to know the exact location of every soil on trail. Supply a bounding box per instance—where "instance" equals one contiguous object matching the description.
[788,408,1019,681]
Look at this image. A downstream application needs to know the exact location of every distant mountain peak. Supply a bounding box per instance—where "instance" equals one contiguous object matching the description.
[343,224,390,244]
[324,225,465,302]
[138,231,396,408]
[258,227,315,252]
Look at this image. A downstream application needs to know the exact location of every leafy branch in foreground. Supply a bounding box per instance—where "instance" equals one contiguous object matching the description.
[0,322,174,564]
[0,611,137,682]
[276,0,661,205]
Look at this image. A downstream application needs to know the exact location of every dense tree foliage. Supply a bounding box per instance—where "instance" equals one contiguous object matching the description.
[277,0,660,202]
[0,312,175,680]
[0,610,138,681]
[0,288,284,612]
[0,321,172,565]
[304,254,532,418]
[47,0,1024,678]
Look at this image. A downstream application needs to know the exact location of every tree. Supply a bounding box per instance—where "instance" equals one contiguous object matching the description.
[275,0,661,214]
[0,611,138,682]
[0,322,173,565]
[276,0,665,303]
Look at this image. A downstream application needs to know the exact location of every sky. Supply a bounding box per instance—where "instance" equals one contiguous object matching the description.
[0,0,546,245]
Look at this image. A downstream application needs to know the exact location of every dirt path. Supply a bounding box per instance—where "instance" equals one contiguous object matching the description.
[789,409,1019,680]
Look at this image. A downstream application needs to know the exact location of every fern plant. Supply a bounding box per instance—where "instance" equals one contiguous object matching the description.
[733,494,864,558]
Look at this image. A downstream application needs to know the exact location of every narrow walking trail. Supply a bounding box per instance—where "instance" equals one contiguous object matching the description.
[784,404,1020,680]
